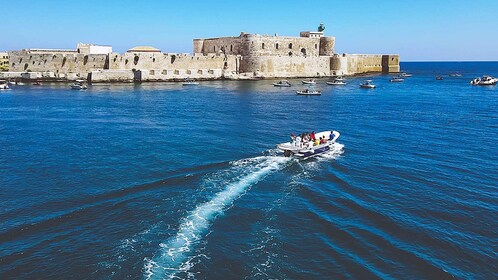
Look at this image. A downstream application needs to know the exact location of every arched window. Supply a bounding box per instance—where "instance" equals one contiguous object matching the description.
[276,43,279,49]
[262,43,265,49]
[230,45,233,52]
[301,48,306,56]
[289,43,293,49]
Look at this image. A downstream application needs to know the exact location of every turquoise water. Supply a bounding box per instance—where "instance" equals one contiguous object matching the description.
[1,62,497,279]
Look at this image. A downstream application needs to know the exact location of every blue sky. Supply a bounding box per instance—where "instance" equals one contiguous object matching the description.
[3,0,498,61]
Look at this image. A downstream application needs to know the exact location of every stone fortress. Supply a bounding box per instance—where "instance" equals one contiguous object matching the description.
[2,24,400,82]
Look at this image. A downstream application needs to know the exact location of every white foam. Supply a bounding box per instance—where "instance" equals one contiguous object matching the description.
[145,156,290,280]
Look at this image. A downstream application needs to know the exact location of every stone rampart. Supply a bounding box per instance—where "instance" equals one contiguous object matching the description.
[8,51,107,75]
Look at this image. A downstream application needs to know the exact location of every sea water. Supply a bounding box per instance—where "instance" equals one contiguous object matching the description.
[0,62,497,279]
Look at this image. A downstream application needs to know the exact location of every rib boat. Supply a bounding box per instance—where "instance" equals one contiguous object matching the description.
[277,130,340,159]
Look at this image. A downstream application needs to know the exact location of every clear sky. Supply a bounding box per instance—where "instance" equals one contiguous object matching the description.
[3,0,498,61]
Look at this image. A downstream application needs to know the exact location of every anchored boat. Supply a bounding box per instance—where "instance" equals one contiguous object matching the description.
[182,79,199,86]
[302,79,316,85]
[390,76,404,82]
[277,131,340,159]
[360,80,376,89]
[0,80,10,90]
[470,76,497,86]
[70,80,88,90]
[273,80,291,87]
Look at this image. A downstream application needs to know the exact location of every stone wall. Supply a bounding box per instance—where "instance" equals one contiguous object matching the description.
[330,54,400,75]
[108,52,238,73]
[196,33,333,58]
[8,50,107,75]
[241,55,331,78]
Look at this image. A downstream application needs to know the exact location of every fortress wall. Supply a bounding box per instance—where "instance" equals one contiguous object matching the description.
[241,55,331,78]
[108,52,238,73]
[198,34,327,58]
[8,51,107,75]
[382,55,400,73]
[196,37,245,55]
[330,54,399,75]
[241,34,321,57]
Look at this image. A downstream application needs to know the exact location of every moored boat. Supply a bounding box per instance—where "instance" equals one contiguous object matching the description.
[0,80,10,90]
[296,88,321,95]
[70,80,88,90]
[326,80,346,85]
[277,130,340,159]
[470,76,498,86]
[360,80,376,88]
[436,76,444,80]
[400,72,412,78]
[302,79,316,85]
[390,76,404,82]
[182,79,199,86]
[273,80,291,87]
[449,73,462,77]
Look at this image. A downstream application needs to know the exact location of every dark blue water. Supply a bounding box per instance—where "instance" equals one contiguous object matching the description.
[1,62,497,279]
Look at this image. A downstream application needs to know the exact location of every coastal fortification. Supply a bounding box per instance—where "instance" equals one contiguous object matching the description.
[2,25,400,82]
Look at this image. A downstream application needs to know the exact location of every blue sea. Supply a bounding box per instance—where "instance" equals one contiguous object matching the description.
[1,62,497,279]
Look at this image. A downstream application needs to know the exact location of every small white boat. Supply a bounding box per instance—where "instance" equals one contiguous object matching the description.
[296,88,322,95]
[470,76,498,86]
[333,76,345,81]
[182,79,199,86]
[360,80,376,89]
[71,80,88,90]
[436,76,444,80]
[0,80,10,90]
[273,80,291,87]
[390,76,405,82]
[400,72,412,78]
[449,73,462,77]
[302,79,316,85]
[277,130,340,159]
[326,80,346,85]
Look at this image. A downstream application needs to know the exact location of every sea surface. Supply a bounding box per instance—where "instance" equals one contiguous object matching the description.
[1,62,497,279]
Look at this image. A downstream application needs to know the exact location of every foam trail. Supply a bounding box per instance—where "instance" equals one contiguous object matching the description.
[144,156,290,280]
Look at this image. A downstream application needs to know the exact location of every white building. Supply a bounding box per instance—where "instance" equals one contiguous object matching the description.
[77,43,113,55]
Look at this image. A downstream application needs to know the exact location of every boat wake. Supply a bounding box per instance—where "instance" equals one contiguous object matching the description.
[143,156,292,280]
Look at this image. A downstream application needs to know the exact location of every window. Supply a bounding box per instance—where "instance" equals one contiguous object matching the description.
[213,46,216,52]
[276,43,279,49]
[230,45,233,52]
[262,43,265,49]
[289,43,293,49]
[315,44,318,49]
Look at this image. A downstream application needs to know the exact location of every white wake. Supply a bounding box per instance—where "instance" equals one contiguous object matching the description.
[144,156,291,280]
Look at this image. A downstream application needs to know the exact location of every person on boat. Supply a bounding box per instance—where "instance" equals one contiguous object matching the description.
[314,138,320,146]
[329,131,335,141]
[290,133,295,144]
[320,137,326,144]
[295,134,302,148]
[310,131,316,141]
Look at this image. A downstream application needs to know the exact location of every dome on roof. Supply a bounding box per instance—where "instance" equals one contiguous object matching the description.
[127,46,161,53]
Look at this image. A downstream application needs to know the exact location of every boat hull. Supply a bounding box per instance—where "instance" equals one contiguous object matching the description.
[277,131,340,160]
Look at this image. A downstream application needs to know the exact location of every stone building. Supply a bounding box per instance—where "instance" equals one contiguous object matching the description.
[3,25,400,82]
[0,52,9,71]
